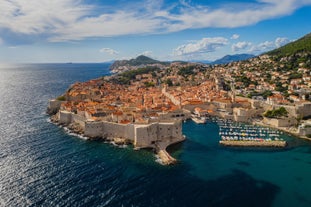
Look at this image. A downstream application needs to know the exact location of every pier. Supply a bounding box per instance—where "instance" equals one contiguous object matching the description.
[219,140,287,148]
[155,136,185,165]
[191,117,207,124]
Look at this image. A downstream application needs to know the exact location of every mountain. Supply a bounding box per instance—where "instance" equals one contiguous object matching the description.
[266,33,311,57]
[211,54,255,65]
[127,55,161,65]
[187,60,212,64]
[110,55,164,68]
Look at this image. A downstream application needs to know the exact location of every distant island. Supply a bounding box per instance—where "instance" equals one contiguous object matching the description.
[48,32,311,164]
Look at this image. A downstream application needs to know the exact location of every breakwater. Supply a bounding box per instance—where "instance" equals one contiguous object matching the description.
[219,140,287,148]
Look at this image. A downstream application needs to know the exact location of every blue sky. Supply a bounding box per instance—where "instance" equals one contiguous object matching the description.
[0,0,311,63]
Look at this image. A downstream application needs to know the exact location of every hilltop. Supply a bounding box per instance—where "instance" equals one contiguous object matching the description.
[123,55,161,65]
[110,55,168,73]
[212,54,255,65]
[267,33,311,57]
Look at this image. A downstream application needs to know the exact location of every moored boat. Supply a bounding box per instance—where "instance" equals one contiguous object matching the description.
[191,117,207,124]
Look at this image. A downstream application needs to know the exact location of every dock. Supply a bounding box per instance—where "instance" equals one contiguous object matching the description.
[157,149,177,165]
[155,136,186,165]
[219,140,287,148]
[191,117,207,124]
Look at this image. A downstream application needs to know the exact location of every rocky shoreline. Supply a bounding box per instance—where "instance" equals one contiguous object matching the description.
[48,112,181,165]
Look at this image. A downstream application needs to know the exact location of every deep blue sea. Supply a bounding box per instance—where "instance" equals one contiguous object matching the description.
[1,63,311,207]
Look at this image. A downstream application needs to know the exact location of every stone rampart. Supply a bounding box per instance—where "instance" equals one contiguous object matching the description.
[84,121,104,137]
[59,111,72,125]
[47,99,63,115]
[72,114,86,129]
[296,102,311,118]
[58,110,183,157]
[263,117,297,127]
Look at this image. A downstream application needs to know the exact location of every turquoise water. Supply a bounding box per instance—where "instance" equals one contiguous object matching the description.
[0,63,311,206]
[182,121,311,207]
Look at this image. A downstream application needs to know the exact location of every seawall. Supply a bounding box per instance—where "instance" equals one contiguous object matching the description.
[219,140,287,148]
[52,110,185,165]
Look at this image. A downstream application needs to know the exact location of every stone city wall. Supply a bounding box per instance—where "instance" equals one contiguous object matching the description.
[84,121,104,138]
[72,114,86,129]
[85,121,136,141]
[134,121,183,148]
[263,117,297,127]
[296,103,311,118]
[47,99,63,114]
[298,125,311,136]
[60,110,183,149]
[59,111,72,125]
[134,123,158,148]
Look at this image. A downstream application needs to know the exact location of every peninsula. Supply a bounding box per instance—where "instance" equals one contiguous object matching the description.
[48,33,311,164]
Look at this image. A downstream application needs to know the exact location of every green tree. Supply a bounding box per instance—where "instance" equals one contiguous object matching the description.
[264,107,288,118]
[165,78,173,87]
[56,95,66,101]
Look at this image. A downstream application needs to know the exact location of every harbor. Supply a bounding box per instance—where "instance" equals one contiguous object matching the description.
[215,118,287,148]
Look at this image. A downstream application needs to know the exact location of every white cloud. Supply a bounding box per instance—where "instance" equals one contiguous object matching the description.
[0,0,91,35]
[232,41,252,52]
[249,41,275,52]
[231,34,240,40]
[158,0,311,33]
[249,37,292,53]
[275,37,290,47]
[0,37,3,45]
[174,37,228,56]
[0,0,310,42]
[99,48,119,55]
[139,51,153,57]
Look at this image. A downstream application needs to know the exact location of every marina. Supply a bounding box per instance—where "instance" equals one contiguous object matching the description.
[215,118,287,148]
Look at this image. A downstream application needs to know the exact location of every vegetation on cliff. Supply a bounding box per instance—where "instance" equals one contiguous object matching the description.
[56,95,66,101]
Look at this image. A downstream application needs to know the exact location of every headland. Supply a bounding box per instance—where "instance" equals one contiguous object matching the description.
[48,38,311,164]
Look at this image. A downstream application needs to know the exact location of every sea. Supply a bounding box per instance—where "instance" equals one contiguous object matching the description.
[1,63,311,207]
